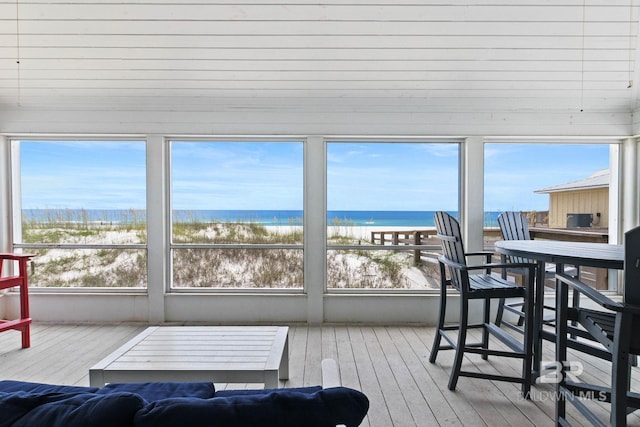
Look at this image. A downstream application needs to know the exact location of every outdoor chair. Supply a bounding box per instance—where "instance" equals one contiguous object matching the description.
[495,211,579,329]
[555,225,640,426]
[429,211,535,396]
[0,253,33,348]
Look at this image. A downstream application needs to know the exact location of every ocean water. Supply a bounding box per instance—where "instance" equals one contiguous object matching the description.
[23,209,502,227]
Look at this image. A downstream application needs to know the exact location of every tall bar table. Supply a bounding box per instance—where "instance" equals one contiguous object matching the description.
[494,240,624,379]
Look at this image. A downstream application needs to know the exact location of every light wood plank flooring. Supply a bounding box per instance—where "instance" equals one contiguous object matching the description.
[0,323,638,426]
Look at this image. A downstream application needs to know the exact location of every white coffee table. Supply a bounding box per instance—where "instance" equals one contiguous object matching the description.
[89,326,289,388]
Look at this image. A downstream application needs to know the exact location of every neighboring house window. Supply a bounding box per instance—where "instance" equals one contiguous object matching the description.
[169,140,304,289]
[12,140,147,288]
[326,141,460,290]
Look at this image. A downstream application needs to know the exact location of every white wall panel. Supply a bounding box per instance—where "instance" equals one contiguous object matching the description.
[1,1,638,118]
[0,1,638,324]
[0,108,631,136]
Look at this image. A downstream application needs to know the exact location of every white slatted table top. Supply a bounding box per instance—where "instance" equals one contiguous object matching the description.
[89,326,289,388]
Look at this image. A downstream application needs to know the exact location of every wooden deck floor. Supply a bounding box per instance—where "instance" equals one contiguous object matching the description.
[0,323,638,426]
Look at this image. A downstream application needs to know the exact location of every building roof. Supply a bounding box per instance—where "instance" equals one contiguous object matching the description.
[534,169,610,194]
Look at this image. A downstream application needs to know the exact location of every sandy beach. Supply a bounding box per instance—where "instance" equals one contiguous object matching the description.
[266,225,437,241]
[26,223,441,290]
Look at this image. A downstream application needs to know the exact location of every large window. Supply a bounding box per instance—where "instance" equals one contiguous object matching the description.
[170,140,304,289]
[326,141,460,290]
[8,137,618,295]
[13,140,147,288]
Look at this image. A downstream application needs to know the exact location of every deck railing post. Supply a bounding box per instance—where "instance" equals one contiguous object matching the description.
[414,231,421,265]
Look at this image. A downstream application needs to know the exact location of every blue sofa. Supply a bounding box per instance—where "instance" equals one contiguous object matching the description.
[0,379,369,427]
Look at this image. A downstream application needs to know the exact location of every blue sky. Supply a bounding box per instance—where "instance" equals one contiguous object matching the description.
[171,141,303,210]
[327,142,460,211]
[484,143,610,211]
[20,141,610,212]
[20,141,147,210]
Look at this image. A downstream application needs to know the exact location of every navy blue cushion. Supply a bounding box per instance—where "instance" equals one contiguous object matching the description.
[0,380,98,395]
[97,381,215,401]
[9,392,145,427]
[135,386,369,427]
[214,385,321,398]
[0,391,78,427]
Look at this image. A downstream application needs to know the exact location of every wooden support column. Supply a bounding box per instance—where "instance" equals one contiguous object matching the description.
[0,136,11,253]
[305,136,325,324]
[146,135,167,323]
[462,137,485,253]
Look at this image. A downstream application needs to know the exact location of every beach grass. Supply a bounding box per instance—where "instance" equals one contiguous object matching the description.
[19,209,438,289]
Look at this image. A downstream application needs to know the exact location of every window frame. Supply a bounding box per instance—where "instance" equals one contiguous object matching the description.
[9,137,148,292]
[483,138,622,294]
[167,137,305,293]
[324,137,462,294]
[5,135,625,297]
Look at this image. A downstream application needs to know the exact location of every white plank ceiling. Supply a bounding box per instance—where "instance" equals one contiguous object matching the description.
[1,0,640,131]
